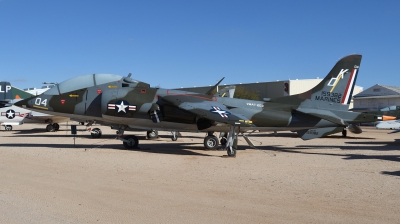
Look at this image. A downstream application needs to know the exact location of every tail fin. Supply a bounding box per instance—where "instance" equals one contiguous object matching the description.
[272,54,362,111]
[0,82,13,107]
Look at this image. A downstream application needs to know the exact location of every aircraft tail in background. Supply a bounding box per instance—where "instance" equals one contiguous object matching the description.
[0,82,13,107]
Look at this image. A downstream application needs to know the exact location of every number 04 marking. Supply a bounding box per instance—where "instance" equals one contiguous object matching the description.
[35,98,48,107]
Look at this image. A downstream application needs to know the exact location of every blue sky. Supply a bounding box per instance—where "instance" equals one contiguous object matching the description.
[1,0,399,91]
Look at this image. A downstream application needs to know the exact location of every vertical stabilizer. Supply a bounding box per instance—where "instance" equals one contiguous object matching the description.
[0,82,13,105]
[272,54,362,111]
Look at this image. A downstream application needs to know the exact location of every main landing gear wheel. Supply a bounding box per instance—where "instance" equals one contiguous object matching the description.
[123,135,139,149]
[46,124,55,132]
[147,130,158,139]
[342,129,347,137]
[91,128,102,138]
[4,125,12,131]
[53,123,60,131]
[204,135,219,150]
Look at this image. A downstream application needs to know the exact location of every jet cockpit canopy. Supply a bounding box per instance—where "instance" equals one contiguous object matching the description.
[43,74,123,95]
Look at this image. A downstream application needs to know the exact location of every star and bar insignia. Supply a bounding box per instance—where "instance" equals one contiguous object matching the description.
[1,109,20,119]
[210,106,231,118]
[107,100,136,114]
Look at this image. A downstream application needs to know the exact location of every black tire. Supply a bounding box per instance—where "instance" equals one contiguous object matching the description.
[220,137,227,145]
[46,124,55,132]
[123,135,139,149]
[171,131,178,141]
[53,123,60,131]
[5,125,12,131]
[204,135,219,149]
[227,147,236,157]
[147,130,158,139]
[342,129,347,137]
[91,128,102,138]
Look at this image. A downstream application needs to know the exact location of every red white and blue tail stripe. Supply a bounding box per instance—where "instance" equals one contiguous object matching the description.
[341,68,358,105]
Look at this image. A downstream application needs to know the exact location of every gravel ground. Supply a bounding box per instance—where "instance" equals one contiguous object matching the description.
[1,123,399,224]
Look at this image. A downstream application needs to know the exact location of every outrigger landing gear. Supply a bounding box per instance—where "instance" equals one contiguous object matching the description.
[224,126,238,157]
[171,131,178,141]
[117,126,139,149]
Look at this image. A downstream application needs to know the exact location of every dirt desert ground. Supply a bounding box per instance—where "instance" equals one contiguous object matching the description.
[1,123,400,223]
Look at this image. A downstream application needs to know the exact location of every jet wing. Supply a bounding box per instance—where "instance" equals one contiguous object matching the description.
[161,95,253,127]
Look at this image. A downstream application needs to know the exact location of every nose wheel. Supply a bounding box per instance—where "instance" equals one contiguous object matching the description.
[146,130,158,139]
[90,128,102,138]
[116,126,139,149]
[122,135,139,149]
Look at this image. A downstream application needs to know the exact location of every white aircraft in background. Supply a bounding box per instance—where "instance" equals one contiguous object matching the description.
[371,105,400,133]
[1,81,70,131]
[376,120,400,133]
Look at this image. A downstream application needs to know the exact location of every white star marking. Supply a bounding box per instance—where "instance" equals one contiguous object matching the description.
[6,110,14,118]
[116,101,128,113]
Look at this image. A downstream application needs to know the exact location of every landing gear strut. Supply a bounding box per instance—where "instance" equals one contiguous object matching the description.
[342,129,347,137]
[224,126,238,157]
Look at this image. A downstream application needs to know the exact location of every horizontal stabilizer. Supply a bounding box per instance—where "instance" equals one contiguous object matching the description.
[294,108,347,126]
[297,127,343,140]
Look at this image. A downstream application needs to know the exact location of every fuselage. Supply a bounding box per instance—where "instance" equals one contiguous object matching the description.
[15,79,351,132]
